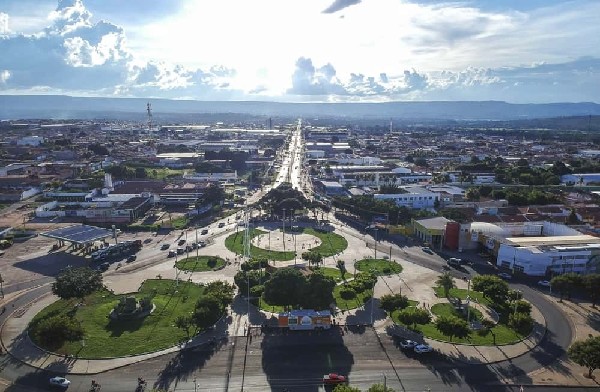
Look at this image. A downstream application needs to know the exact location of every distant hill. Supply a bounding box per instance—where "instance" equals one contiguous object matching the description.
[1,95,600,122]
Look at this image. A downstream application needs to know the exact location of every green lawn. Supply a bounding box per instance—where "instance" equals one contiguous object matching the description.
[125,166,185,180]
[434,286,490,305]
[430,303,482,322]
[175,256,225,272]
[170,216,189,229]
[28,279,218,358]
[312,267,344,282]
[355,259,403,276]
[257,296,286,314]
[391,299,525,345]
[224,229,296,261]
[304,228,348,257]
[333,284,372,311]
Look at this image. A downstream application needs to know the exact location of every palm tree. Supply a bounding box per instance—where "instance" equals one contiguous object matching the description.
[436,273,455,298]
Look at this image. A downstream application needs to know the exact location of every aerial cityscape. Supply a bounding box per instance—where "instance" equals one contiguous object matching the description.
[1,1,600,392]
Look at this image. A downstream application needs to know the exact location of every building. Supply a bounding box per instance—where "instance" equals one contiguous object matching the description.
[497,235,600,277]
[183,171,237,184]
[412,216,452,250]
[17,136,44,146]
[374,186,439,209]
[277,309,332,330]
[314,180,348,197]
[561,173,600,186]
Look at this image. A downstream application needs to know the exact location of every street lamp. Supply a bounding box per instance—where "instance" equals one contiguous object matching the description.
[466,279,471,324]
[194,378,198,392]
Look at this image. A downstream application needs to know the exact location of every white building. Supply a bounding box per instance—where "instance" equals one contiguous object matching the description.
[497,235,600,277]
[561,173,600,186]
[374,186,439,209]
[183,171,237,184]
[17,136,44,146]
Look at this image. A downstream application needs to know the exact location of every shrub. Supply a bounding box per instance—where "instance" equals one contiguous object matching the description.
[509,312,534,335]
[340,287,356,300]
[31,314,84,349]
[207,257,217,268]
[382,267,392,274]
[250,285,264,298]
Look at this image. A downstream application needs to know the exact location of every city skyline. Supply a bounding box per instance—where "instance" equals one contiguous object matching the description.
[0,0,599,103]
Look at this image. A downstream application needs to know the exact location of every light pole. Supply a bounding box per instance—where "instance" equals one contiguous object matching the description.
[194,378,198,392]
[370,277,377,325]
[282,208,286,252]
[374,229,378,259]
[466,279,471,324]
[513,289,522,317]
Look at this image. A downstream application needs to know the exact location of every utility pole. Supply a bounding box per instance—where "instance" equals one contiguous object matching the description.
[282,208,286,252]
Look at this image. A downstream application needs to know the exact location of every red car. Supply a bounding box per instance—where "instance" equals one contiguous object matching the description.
[323,373,347,385]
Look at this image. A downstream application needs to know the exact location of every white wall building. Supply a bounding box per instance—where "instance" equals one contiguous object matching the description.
[497,235,600,276]
[374,186,439,209]
[17,136,44,146]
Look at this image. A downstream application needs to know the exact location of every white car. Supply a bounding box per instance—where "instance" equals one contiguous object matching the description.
[537,280,551,287]
[399,339,418,349]
[49,376,71,388]
[414,344,433,354]
[497,272,512,280]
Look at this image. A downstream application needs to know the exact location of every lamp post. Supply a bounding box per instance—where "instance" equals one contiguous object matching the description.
[194,378,198,392]
[466,279,471,324]
[513,289,522,317]
[282,208,286,252]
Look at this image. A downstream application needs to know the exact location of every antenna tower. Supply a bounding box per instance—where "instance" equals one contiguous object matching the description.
[146,102,153,132]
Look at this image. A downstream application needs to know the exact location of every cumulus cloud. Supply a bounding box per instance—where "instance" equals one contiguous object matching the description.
[0,13,9,35]
[322,0,362,14]
[287,57,347,95]
[0,70,11,84]
[0,0,236,98]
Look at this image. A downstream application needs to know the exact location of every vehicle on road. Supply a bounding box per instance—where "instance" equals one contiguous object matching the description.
[49,376,71,388]
[421,246,433,254]
[218,222,225,228]
[167,250,176,258]
[178,239,186,246]
[322,373,346,385]
[399,339,418,349]
[126,255,136,263]
[177,247,184,255]
[537,280,551,287]
[201,229,209,235]
[447,257,463,267]
[160,243,170,250]
[97,262,110,272]
[497,272,512,280]
[414,344,433,354]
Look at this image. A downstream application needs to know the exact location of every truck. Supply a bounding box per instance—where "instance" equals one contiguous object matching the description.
[447,257,463,267]
[277,309,332,330]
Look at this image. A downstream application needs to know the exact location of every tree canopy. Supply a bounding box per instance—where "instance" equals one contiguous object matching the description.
[52,266,103,302]
[568,335,600,378]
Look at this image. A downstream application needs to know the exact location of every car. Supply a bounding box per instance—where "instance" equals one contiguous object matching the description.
[198,240,206,247]
[177,247,184,255]
[160,243,170,250]
[201,229,209,235]
[218,222,225,228]
[399,339,418,349]
[168,250,176,258]
[414,344,433,354]
[421,247,433,254]
[49,376,71,388]
[126,255,136,263]
[322,373,347,385]
[97,262,110,272]
[178,239,186,246]
[537,280,551,287]
[497,272,512,280]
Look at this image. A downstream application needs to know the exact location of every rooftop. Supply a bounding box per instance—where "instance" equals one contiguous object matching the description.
[505,235,600,247]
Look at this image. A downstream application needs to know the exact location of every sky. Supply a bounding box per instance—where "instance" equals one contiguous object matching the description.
[0,0,599,103]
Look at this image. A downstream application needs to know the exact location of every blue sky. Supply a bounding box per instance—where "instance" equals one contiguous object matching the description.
[0,0,599,103]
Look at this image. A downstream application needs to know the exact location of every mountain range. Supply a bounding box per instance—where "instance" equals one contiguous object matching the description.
[1,95,600,122]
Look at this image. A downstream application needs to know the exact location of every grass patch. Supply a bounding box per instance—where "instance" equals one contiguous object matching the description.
[175,256,225,272]
[256,296,286,314]
[310,267,344,282]
[225,229,296,261]
[391,299,525,345]
[430,303,482,322]
[333,284,372,311]
[304,228,348,257]
[28,279,219,358]
[355,258,402,276]
[170,216,189,229]
[434,286,490,306]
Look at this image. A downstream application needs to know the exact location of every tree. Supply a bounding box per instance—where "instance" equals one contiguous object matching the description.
[435,315,470,341]
[436,273,455,298]
[192,295,223,332]
[336,259,347,280]
[472,275,509,304]
[397,307,431,329]
[512,300,532,315]
[508,312,533,335]
[263,268,306,308]
[563,273,583,300]
[568,336,600,378]
[583,274,600,307]
[174,315,193,338]
[303,272,335,310]
[550,275,569,301]
[379,293,409,313]
[205,281,235,307]
[30,314,84,349]
[367,384,396,392]
[333,385,361,392]
[52,267,103,303]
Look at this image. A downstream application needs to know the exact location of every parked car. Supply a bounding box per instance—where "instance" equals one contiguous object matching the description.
[178,239,186,246]
[218,222,225,228]
[97,262,110,272]
[414,344,433,354]
[201,229,209,235]
[177,247,184,255]
[168,250,176,258]
[126,255,136,263]
[49,376,71,388]
[160,243,170,250]
[322,373,346,385]
[421,247,433,254]
[198,240,206,247]
[537,280,551,287]
[399,339,418,350]
[497,272,512,280]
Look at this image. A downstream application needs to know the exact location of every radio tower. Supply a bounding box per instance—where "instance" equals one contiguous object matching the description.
[146,102,153,133]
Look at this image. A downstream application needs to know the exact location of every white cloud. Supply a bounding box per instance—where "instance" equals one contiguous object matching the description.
[0,13,9,35]
[0,70,10,84]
